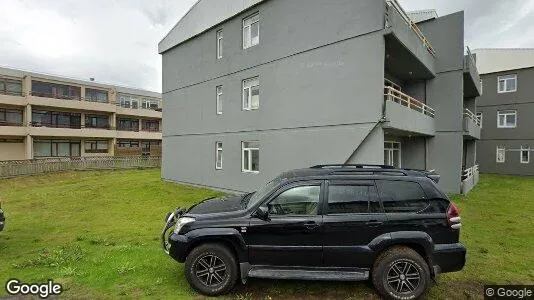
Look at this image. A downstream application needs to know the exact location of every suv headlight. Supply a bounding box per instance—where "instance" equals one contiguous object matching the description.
[174,217,195,234]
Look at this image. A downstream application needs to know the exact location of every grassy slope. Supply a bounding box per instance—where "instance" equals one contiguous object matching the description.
[0,170,532,299]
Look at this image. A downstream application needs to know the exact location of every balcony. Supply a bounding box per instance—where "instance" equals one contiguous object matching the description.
[384,0,436,79]
[383,86,435,136]
[28,92,116,113]
[461,165,479,194]
[116,130,162,140]
[116,106,162,118]
[463,108,481,139]
[0,90,26,106]
[28,122,116,139]
[0,121,27,136]
[464,47,482,98]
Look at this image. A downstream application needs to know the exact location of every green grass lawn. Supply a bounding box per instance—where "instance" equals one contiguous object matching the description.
[0,170,533,299]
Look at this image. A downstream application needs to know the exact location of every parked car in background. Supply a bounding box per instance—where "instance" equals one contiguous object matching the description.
[162,165,465,299]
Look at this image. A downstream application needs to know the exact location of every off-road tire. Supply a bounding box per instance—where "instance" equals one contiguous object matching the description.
[184,243,238,296]
[372,246,430,300]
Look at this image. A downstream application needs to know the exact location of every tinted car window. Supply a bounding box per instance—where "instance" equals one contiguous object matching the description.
[327,185,380,214]
[376,180,429,213]
[268,185,320,216]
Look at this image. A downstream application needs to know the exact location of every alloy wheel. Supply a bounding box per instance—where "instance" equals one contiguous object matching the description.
[386,260,421,294]
[194,254,227,287]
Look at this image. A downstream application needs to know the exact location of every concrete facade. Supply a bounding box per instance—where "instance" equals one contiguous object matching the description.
[0,67,162,161]
[160,0,481,194]
[476,66,534,175]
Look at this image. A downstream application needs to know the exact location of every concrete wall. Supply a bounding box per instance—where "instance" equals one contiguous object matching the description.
[401,136,427,170]
[477,68,534,175]
[419,12,465,194]
[0,142,26,160]
[162,0,387,191]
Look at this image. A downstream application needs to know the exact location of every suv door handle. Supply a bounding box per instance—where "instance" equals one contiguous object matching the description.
[366,220,383,227]
[304,221,320,230]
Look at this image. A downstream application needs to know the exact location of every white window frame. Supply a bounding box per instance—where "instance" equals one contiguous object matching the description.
[498,74,517,93]
[476,112,483,127]
[384,141,401,168]
[243,13,259,49]
[215,142,223,170]
[497,110,517,128]
[520,146,530,164]
[242,141,259,173]
[496,146,506,163]
[216,30,223,59]
[242,77,259,111]
[216,85,223,115]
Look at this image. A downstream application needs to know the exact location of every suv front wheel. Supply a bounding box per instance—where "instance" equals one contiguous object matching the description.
[184,243,238,296]
[372,246,430,299]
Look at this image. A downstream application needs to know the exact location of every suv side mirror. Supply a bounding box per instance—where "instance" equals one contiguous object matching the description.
[253,206,270,221]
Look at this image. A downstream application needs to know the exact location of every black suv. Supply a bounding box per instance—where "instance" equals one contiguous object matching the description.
[162,165,465,299]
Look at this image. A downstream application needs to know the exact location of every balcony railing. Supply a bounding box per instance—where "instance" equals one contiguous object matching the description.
[0,90,23,97]
[30,91,81,101]
[464,46,477,70]
[464,108,481,127]
[384,86,435,118]
[462,165,479,181]
[29,122,115,130]
[0,121,24,126]
[386,0,436,56]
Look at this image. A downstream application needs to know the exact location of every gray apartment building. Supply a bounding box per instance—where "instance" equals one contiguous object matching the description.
[475,49,534,175]
[159,0,482,194]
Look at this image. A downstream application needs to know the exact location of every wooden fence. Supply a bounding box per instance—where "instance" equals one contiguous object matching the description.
[0,156,161,178]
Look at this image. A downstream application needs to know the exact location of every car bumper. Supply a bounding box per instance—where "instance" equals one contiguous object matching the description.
[432,243,466,274]
[167,233,189,263]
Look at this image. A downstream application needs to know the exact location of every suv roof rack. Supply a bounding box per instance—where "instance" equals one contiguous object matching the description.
[311,164,396,169]
[310,164,441,183]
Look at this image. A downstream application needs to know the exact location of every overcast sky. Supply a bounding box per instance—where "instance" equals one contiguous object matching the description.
[1,0,533,92]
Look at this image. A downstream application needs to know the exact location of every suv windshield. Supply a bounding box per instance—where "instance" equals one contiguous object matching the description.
[246,177,284,209]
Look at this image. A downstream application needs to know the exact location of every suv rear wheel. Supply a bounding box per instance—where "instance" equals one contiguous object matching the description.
[372,246,430,299]
[184,243,238,296]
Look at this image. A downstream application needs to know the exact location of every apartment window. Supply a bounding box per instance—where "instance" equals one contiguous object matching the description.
[32,81,81,100]
[242,141,259,172]
[31,110,81,128]
[498,74,517,93]
[117,118,139,131]
[118,95,140,109]
[216,30,223,59]
[33,140,81,157]
[521,146,530,164]
[476,112,483,127]
[243,13,259,49]
[141,100,159,110]
[85,140,109,154]
[141,119,160,132]
[85,89,108,103]
[384,141,401,168]
[117,140,140,148]
[496,146,506,163]
[242,77,259,110]
[216,142,223,170]
[216,85,223,115]
[0,108,23,126]
[0,78,23,96]
[497,110,517,128]
[85,115,109,129]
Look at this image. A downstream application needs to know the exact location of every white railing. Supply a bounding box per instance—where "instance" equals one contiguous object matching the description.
[0,156,160,178]
[462,165,479,180]
[464,108,481,127]
[386,0,436,56]
[384,86,435,118]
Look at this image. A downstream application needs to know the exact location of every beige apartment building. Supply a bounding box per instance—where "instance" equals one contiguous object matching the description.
[0,67,162,161]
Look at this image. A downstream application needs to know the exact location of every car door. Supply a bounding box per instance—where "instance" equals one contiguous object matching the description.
[322,180,387,268]
[246,180,324,267]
